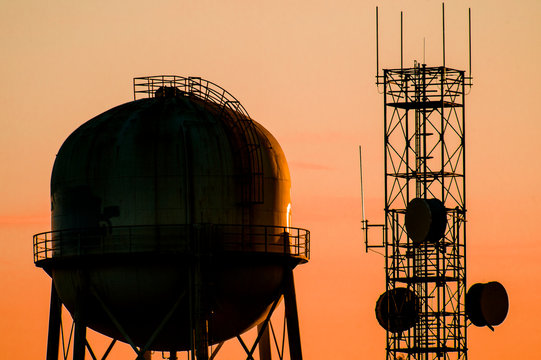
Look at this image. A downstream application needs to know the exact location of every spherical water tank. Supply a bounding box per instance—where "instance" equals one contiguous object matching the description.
[33,76,309,351]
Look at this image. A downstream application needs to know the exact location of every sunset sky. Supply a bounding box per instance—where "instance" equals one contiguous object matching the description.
[1,0,540,359]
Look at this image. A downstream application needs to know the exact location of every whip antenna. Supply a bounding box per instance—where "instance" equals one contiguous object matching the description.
[359,146,366,224]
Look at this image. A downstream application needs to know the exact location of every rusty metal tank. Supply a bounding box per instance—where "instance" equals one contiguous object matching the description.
[33,76,309,351]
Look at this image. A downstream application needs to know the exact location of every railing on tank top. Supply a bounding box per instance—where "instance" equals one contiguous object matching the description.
[133,75,264,204]
[33,224,310,264]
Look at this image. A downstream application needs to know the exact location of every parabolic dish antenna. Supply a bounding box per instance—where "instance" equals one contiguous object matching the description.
[405,198,447,245]
[375,287,419,333]
[466,281,509,330]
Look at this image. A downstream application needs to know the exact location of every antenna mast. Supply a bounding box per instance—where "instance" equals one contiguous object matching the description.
[359,146,365,225]
[364,5,506,360]
[442,2,446,67]
[400,11,404,69]
[363,4,484,360]
[376,7,379,81]
[468,8,473,85]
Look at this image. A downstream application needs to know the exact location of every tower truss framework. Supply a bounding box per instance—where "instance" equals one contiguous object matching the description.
[376,64,468,360]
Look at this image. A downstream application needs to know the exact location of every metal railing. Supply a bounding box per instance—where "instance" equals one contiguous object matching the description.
[33,224,310,264]
[133,76,247,113]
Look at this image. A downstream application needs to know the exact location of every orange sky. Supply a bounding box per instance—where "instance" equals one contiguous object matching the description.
[1,0,540,359]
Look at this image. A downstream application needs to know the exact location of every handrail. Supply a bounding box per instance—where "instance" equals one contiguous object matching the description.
[33,224,310,264]
[133,75,251,119]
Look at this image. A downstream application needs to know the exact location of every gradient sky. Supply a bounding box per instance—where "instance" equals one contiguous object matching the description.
[1,0,540,359]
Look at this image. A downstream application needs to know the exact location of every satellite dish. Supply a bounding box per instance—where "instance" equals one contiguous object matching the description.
[405,198,447,245]
[375,287,419,333]
[466,281,509,330]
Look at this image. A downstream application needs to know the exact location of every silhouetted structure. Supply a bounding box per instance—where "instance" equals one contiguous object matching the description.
[369,64,469,359]
[361,5,507,360]
[364,62,509,360]
[34,75,309,360]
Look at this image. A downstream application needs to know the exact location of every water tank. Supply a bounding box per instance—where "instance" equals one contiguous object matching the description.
[33,76,310,351]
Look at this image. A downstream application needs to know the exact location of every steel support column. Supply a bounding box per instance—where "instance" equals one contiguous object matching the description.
[257,323,272,360]
[73,313,86,360]
[193,226,209,360]
[46,281,62,360]
[284,270,302,360]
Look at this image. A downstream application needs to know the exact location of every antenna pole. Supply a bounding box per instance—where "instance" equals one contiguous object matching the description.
[360,145,370,252]
[376,7,380,81]
[400,11,403,69]
[468,8,472,79]
[423,37,426,64]
[359,146,366,225]
[442,2,446,68]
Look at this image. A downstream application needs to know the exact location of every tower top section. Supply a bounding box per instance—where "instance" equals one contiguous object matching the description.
[375,4,473,87]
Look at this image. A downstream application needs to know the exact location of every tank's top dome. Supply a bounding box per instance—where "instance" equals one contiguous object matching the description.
[51,83,291,233]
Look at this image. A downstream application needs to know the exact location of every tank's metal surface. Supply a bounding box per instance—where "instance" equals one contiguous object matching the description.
[33,76,309,353]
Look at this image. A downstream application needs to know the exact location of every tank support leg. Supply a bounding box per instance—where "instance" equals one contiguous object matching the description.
[72,313,86,360]
[46,281,62,360]
[236,295,281,360]
[190,269,208,360]
[192,226,209,360]
[194,318,208,360]
[91,287,140,355]
[284,270,302,360]
[102,339,117,359]
[209,342,224,359]
[138,292,186,355]
[92,285,185,359]
[257,322,272,360]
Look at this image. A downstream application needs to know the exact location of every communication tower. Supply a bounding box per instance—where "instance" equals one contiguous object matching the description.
[362,5,508,360]
[33,76,310,360]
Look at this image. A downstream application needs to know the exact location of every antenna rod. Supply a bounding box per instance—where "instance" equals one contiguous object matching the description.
[442,2,446,68]
[376,6,380,81]
[468,8,472,79]
[359,146,366,225]
[400,11,403,69]
[423,37,426,64]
